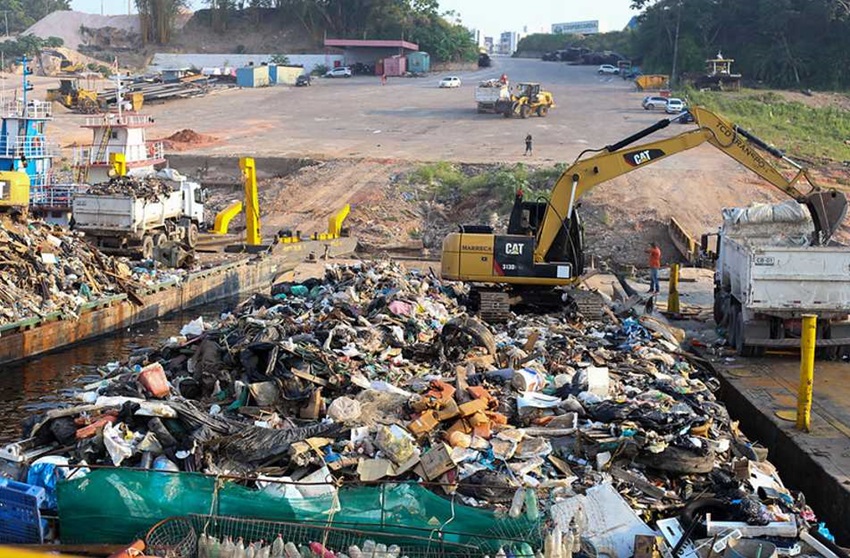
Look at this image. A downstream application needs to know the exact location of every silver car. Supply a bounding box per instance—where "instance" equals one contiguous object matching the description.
[642,96,668,110]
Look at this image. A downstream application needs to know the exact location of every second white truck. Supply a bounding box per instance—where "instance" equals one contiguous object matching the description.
[475,79,511,114]
[711,201,850,358]
[72,170,205,259]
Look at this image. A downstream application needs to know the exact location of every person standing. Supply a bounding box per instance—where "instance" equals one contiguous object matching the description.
[646,242,661,294]
[524,133,533,156]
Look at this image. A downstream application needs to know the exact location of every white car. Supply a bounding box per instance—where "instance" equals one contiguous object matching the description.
[439,76,461,88]
[597,64,619,75]
[665,98,686,113]
[325,66,352,78]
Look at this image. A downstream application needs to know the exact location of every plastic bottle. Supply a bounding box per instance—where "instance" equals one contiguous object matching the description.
[563,528,574,558]
[374,543,387,558]
[222,536,235,558]
[387,545,400,558]
[348,545,363,558]
[209,536,221,558]
[495,548,506,558]
[362,540,376,558]
[271,535,285,558]
[509,487,525,518]
[283,542,300,558]
[550,530,562,558]
[257,541,270,558]
[524,489,539,521]
[246,542,256,558]
[234,537,246,558]
[568,517,580,554]
[199,534,210,558]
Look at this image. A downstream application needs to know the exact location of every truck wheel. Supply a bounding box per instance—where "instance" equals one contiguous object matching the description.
[186,223,199,248]
[141,235,154,260]
[503,107,512,118]
[154,233,168,248]
[727,305,738,348]
[713,288,726,325]
[520,104,531,119]
[537,106,549,117]
[734,306,763,357]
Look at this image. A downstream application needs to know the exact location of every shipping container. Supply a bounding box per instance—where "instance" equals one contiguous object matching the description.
[382,55,406,77]
[268,64,303,85]
[407,51,430,73]
[236,65,270,88]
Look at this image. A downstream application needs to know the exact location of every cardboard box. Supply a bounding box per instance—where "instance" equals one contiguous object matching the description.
[417,443,456,481]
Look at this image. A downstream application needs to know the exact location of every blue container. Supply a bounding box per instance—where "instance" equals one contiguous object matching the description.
[407,51,430,73]
[236,65,270,88]
[0,477,46,543]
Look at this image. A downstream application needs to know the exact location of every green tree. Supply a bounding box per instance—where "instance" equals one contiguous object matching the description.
[136,0,189,44]
[0,0,70,33]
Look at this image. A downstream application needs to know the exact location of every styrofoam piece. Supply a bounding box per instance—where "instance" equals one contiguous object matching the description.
[656,517,699,558]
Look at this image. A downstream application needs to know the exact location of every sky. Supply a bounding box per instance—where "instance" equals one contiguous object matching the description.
[71,0,640,36]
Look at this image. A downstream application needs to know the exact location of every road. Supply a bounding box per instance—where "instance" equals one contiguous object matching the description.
[41,57,740,169]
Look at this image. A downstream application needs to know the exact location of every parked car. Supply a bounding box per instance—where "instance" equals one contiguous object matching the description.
[597,64,619,75]
[642,96,669,110]
[665,98,686,113]
[677,110,695,124]
[439,76,462,88]
[324,67,352,78]
[295,75,312,86]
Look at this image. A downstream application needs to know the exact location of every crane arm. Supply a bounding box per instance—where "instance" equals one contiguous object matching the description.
[533,107,847,263]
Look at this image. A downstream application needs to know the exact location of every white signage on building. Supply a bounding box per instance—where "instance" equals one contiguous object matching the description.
[551,20,599,35]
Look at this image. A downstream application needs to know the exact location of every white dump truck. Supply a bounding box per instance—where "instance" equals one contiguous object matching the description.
[475,79,511,114]
[711,201,850,358]
[72,169,205,259]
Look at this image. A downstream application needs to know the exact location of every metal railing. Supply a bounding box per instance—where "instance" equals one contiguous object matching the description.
[30,182,78,209]
[0,99,53,119]
[72,141,165,166]
[83,113,154,127]
[0,137,60,159]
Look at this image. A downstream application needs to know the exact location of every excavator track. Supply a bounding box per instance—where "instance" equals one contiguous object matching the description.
[477,290,511,323]
[566,289,606,321]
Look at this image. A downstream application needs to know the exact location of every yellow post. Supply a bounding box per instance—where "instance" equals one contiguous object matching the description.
[668,264,680,313]
[797,314,816,432]
[240,157,261,246]
[109,152,127,177]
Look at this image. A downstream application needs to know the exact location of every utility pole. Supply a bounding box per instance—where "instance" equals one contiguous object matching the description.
[3,11,8,38]
[670,0,683,86]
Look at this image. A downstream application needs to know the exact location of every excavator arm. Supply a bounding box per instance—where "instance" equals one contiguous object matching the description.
[533,106,847,263]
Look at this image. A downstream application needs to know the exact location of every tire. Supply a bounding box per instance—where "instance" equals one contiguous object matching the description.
[186,223,199,248]
[519,104,531,119]
[537,106,549,117]
[141,235,154,260]
[727,305,738,348]
[734,305,762,357]
[713,288,726,325]
[503,107,512,118]
[154,232,168,248]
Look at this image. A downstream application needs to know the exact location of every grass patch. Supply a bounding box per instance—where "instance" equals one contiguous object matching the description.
[408,162,566,210]
[682,88,850,162]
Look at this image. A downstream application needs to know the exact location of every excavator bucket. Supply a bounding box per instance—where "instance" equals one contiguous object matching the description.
[805,190,848,244]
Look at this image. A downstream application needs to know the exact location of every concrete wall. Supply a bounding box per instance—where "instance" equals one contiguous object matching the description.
[150,53,343,75]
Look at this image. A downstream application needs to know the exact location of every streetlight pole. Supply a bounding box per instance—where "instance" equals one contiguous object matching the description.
[671,0,683,86]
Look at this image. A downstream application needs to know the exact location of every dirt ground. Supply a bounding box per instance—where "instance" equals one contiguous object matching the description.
[18,57,850,266]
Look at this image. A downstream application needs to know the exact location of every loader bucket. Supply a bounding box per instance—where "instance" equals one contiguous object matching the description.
[805,189,848,244]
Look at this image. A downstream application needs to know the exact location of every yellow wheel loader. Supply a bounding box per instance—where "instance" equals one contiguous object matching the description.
[500,82,555,118]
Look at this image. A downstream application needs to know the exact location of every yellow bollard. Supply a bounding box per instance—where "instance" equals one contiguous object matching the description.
[667,264,680,313]
[796,314,816,432]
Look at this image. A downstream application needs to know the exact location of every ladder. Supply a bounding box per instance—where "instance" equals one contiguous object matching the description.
[77,124,111,184]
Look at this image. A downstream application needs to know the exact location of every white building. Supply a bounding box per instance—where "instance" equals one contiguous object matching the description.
[551,20,599,35]
[498,31,520,55]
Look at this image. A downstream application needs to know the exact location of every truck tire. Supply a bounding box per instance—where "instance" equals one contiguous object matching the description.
[141,235,154,260]
[734,305,764,358]
[154,232,168,248]
[537,106,549,117]
[519,104,531,119]
[186,223,199,248]
[503,106,512,118]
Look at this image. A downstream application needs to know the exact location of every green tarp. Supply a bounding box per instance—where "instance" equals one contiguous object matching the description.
[57,469,538,552]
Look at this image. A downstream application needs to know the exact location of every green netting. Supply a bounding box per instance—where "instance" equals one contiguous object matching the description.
[57,469,540,553]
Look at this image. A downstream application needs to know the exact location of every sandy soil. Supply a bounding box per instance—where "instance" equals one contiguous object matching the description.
[18,57,849,265]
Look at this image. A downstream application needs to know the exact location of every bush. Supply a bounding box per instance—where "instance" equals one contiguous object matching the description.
[311,64,329,76]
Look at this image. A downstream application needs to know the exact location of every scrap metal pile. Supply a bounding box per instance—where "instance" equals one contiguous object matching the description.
[3,261,838,555]
[83,175,175,201]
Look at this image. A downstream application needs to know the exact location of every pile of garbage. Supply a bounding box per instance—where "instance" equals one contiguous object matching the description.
[0,215,145,326]
[84,174,175,201]
[2,261,839,555]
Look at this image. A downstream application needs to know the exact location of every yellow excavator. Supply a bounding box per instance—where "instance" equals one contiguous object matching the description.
[441,106,848,321]
[0,172,31,213]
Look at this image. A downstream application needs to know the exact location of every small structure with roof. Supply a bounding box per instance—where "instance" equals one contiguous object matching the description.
[324,38,418,73]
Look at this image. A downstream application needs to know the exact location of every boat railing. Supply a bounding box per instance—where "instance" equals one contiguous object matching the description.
[83,113,154,127]
[29,181,78,209]
[0,137,60,159]
[72,140,165,166]
[0,99,53,119]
